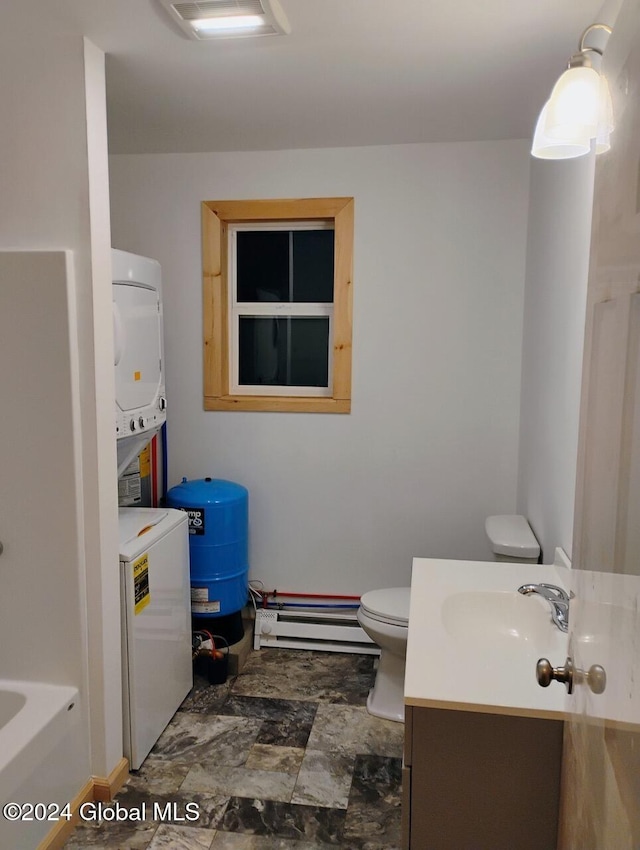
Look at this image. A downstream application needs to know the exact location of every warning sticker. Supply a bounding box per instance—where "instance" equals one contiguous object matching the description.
[133,553,150,614]
[139,444,151,477]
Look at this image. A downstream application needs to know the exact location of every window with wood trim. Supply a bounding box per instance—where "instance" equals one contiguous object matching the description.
[202,197,354,413]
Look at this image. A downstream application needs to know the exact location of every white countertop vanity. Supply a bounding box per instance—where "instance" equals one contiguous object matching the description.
[402,557,570,850]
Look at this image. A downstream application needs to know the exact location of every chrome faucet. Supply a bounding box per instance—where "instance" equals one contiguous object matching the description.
[517,583,570,633]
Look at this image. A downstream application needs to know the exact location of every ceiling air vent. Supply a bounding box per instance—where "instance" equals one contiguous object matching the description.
[158,0,291,40]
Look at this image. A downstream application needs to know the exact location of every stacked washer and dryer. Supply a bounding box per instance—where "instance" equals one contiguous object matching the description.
[113,249,167,477]
[113,249,192,770]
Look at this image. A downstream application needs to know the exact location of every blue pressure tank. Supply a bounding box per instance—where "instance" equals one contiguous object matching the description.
[165,477,249,622]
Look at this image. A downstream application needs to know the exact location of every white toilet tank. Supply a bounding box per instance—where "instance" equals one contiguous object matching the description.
[485,515,540,563]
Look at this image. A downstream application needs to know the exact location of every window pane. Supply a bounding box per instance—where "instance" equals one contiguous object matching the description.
[237,231,289,302]
[292,230,334,302]
[238,317,329,387]
[236,229,334,303]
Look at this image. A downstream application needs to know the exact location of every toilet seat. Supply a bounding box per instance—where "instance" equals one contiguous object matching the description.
[359,587,410,627]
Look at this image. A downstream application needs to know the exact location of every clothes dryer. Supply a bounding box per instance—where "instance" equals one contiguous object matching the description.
[113,249,167,477]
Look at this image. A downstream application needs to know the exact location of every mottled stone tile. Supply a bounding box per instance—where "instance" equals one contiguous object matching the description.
[256,718,313,749]
[179,673,235,714]
[217,696,318,748]
[256,719,316,750]
[211,833,321,849]
[291,750,355,809]
[147,712,261,765]
[62,652,404,850]
[245,744,305,774]
[220,797,345,845]
[112,785,230,830]
[305,705,404,757]
[222,695,317,723]
[182,764,297,803]
[341,755,403,850]
[148,823,216,849]
[62,821,157,849]
[128,760,192,794]
[338,837,402,850]
[347,753,403,805]
[232,650,375,705]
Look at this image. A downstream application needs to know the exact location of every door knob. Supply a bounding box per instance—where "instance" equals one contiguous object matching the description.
[537,656,606,695]
[537,656,574,693]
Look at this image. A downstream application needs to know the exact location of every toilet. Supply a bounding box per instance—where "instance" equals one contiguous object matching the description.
[358,515,540,724]
[484,515,540,563]
[357,587,410,723]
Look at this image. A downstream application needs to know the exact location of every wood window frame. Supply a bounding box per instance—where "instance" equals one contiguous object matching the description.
[202,197,354,413]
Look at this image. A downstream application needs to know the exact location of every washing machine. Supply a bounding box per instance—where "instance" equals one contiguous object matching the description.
[119,507,192,769]
[113,249,167,477]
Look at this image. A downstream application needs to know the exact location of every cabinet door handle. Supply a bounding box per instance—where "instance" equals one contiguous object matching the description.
[537,657,574,693]
[537,656,606,695]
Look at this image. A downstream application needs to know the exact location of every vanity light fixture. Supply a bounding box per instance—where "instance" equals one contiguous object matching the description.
[158,0,291,40]
[532,23,613,160]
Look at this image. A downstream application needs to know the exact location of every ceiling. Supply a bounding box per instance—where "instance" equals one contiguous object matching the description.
[62,0,605,155]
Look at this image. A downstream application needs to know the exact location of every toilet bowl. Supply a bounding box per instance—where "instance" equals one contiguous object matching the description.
[358,518,538,723]
[357,587,410,723]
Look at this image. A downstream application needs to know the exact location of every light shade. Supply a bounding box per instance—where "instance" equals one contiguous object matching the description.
[595,75,614,153]
[531,22,614,161]
[595,128,611,155]
[531,101,591,160]
[545,65,602,142]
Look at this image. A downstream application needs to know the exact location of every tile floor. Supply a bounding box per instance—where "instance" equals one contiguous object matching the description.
[63,649,404,849]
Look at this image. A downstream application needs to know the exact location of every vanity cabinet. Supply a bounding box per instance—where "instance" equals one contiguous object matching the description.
[402,704,563,850]
[403,556,568,850]
[404,557,570,850]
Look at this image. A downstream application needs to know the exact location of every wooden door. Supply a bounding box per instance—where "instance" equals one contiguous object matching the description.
[558,1,640,845]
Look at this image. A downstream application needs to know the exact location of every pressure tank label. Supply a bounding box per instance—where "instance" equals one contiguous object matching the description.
[133,554,150,614]
[177,507,205,535]
[191,587,221,613]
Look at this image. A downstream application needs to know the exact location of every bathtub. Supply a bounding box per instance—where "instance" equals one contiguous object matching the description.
[0,680,81,849]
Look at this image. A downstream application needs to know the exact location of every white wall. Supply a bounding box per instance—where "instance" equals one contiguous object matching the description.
[110,141,530,592]
[83,38,123,776]
[0,254,95,827]
[517,154,595,562]
[0,1,121,791]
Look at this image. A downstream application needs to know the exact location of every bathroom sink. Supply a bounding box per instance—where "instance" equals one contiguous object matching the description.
[442,590,557,648]
[405,558,570,719]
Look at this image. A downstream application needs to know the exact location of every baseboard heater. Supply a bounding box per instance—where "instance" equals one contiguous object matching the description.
[254,608,380,654]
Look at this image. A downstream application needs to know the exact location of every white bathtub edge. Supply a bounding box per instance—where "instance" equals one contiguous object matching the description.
[0,680,79,805]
